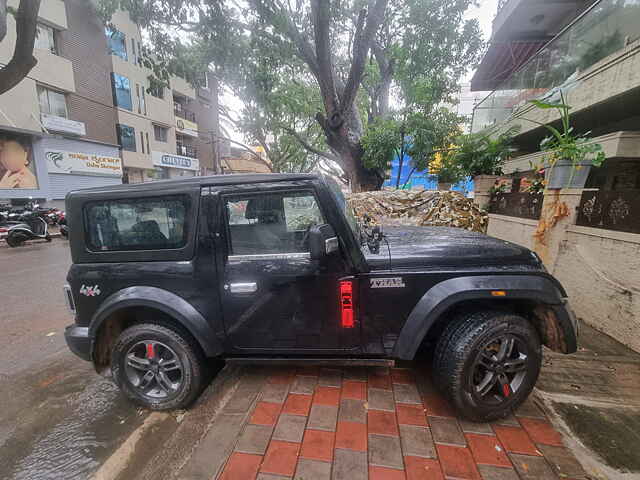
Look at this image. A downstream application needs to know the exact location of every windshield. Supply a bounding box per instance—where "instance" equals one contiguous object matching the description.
[324,176,361,242]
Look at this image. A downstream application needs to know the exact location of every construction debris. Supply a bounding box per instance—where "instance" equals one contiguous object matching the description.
[347,190,488,233]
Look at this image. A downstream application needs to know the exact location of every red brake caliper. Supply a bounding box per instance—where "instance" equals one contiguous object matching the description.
[146,343,155,359]
[502,383,511,397]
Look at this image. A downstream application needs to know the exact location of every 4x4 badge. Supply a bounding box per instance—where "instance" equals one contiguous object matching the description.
[370,277,405,289]
[80,284,101,297]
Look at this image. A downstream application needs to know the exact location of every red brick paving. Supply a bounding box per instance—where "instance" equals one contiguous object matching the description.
[335,420,368,451]
[249,401,281,426]
[282,393,312,416]
[313,386,341,406]
[342,380,367,400]
[396,403,428,427]
[300,429,335,462]
[214,366,584,479]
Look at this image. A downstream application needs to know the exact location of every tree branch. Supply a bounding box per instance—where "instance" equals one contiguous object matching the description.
[283,126,339,163]
[0,0,41,96]
[340,0,388,115]
[0,0,7,43]
[310,0,338,114]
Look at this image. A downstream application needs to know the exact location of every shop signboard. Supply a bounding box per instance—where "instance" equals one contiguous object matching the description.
[46,150,123,177]
[0,133,39,189]
[175,117,198,138]
[41,114,87,136]
[152,151,199,171]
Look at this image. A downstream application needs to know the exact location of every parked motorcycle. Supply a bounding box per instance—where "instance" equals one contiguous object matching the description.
[59,214,68,238]
[5,211,51,247]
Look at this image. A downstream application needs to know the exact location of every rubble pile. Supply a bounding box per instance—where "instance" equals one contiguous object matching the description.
[347,190,488,233]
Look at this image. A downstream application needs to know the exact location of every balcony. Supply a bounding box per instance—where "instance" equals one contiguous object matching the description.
[472,0,640,133]
[176,143,197,158]
[174,107,196,123]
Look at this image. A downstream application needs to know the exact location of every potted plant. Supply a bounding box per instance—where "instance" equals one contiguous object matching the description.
[527,92,605,188]
[435,154,463,191]
[451,127,519,207]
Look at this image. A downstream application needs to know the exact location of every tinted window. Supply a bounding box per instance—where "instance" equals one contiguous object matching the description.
[116,124,136,151]
[106,28,127,60]
[111,73,132,110]
[225,192,324,255]
[85,196,188,251]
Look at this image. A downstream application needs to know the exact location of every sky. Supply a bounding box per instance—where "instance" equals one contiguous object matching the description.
[221,0,499,142]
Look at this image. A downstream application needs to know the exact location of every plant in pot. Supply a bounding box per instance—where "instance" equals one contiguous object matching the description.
[434,154,463,191]
[452,126,519,194]
[526,92,605,188]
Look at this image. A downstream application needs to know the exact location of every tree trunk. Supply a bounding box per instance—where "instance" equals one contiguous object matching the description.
[0,0,41,96]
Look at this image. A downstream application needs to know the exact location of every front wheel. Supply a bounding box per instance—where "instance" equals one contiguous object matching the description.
[433,311,542,422]
[111,323,206,410]
[6,232,27,247]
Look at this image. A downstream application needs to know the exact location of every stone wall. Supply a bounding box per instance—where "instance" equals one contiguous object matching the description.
[554,226,640,353]
[487,203,640,353]
[487,214,537,250]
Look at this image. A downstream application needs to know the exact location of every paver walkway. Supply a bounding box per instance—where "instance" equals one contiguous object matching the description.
[180,364,587,480]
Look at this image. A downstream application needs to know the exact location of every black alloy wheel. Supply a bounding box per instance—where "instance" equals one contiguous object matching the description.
[433,311,542,422]
[111,323,207,410]
[124,340,184,400]
[471,334,528,405]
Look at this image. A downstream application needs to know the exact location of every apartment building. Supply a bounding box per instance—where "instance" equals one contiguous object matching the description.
[0,0,122,207]
[470,0,640,351]
[106,10,220,183]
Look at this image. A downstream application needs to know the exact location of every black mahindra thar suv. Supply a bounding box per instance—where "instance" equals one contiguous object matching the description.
[63,174,577,421]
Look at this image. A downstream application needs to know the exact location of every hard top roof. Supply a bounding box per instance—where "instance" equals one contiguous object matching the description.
[67,173,321,197]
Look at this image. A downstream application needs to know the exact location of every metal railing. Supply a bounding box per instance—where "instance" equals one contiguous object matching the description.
[488,192,544,220]
[174,107,196,123]
[472,0,640,133]
[576,190,640,234]
[177,143,197,158]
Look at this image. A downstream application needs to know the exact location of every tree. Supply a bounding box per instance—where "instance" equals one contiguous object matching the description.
[0,0,41,95]
[98,0,483,190]
[361,109,462,188]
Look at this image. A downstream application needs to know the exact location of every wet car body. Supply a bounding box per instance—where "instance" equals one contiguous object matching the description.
[62,173,577,418]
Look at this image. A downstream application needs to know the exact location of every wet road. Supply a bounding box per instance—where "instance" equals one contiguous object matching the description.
[0,240,146,479]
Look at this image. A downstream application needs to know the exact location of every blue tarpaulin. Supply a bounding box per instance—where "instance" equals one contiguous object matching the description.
[382,153,474,195]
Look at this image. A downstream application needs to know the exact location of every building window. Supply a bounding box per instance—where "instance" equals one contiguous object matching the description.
[116,124,136,151]
[145,132,150,154]
[111,73,132,111]
[37,86,67,117]
[154,125,168,142]
[140,131,146,153]
[105,27,127,60]
[140,85,146,115]
[131,38,137,64]
[35,23,56,54]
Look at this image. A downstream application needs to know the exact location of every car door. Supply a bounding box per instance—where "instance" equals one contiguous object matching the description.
[216,185,357,353]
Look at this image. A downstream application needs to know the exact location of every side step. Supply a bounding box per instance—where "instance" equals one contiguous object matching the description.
[226,358,395,367]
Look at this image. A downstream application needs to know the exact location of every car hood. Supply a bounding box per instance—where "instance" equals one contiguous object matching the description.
[364,226,542,270]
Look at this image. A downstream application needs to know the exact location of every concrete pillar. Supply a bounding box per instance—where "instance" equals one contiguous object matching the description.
[533,188,585,271]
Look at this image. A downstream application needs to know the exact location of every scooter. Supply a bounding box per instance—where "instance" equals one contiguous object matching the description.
[5,211,51,247]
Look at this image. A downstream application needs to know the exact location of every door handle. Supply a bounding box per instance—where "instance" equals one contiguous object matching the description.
[228,282,257,294]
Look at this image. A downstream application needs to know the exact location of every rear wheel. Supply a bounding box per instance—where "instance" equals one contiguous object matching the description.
[433,311,541,422]
[111,323,206,410]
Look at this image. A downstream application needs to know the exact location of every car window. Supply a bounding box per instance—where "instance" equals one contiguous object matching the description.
[85,196,188,251]
[225,191,324,255]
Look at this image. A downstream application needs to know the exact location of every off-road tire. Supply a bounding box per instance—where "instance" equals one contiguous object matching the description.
[111,323,206,410]
[433,311,541,422]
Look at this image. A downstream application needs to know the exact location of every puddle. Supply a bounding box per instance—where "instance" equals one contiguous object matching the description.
[6,377,146,480]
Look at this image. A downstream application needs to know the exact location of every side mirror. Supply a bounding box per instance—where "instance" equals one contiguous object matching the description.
[309,224,339,261]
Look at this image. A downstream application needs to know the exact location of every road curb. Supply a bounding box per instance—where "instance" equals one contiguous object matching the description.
[90,363,244,480]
